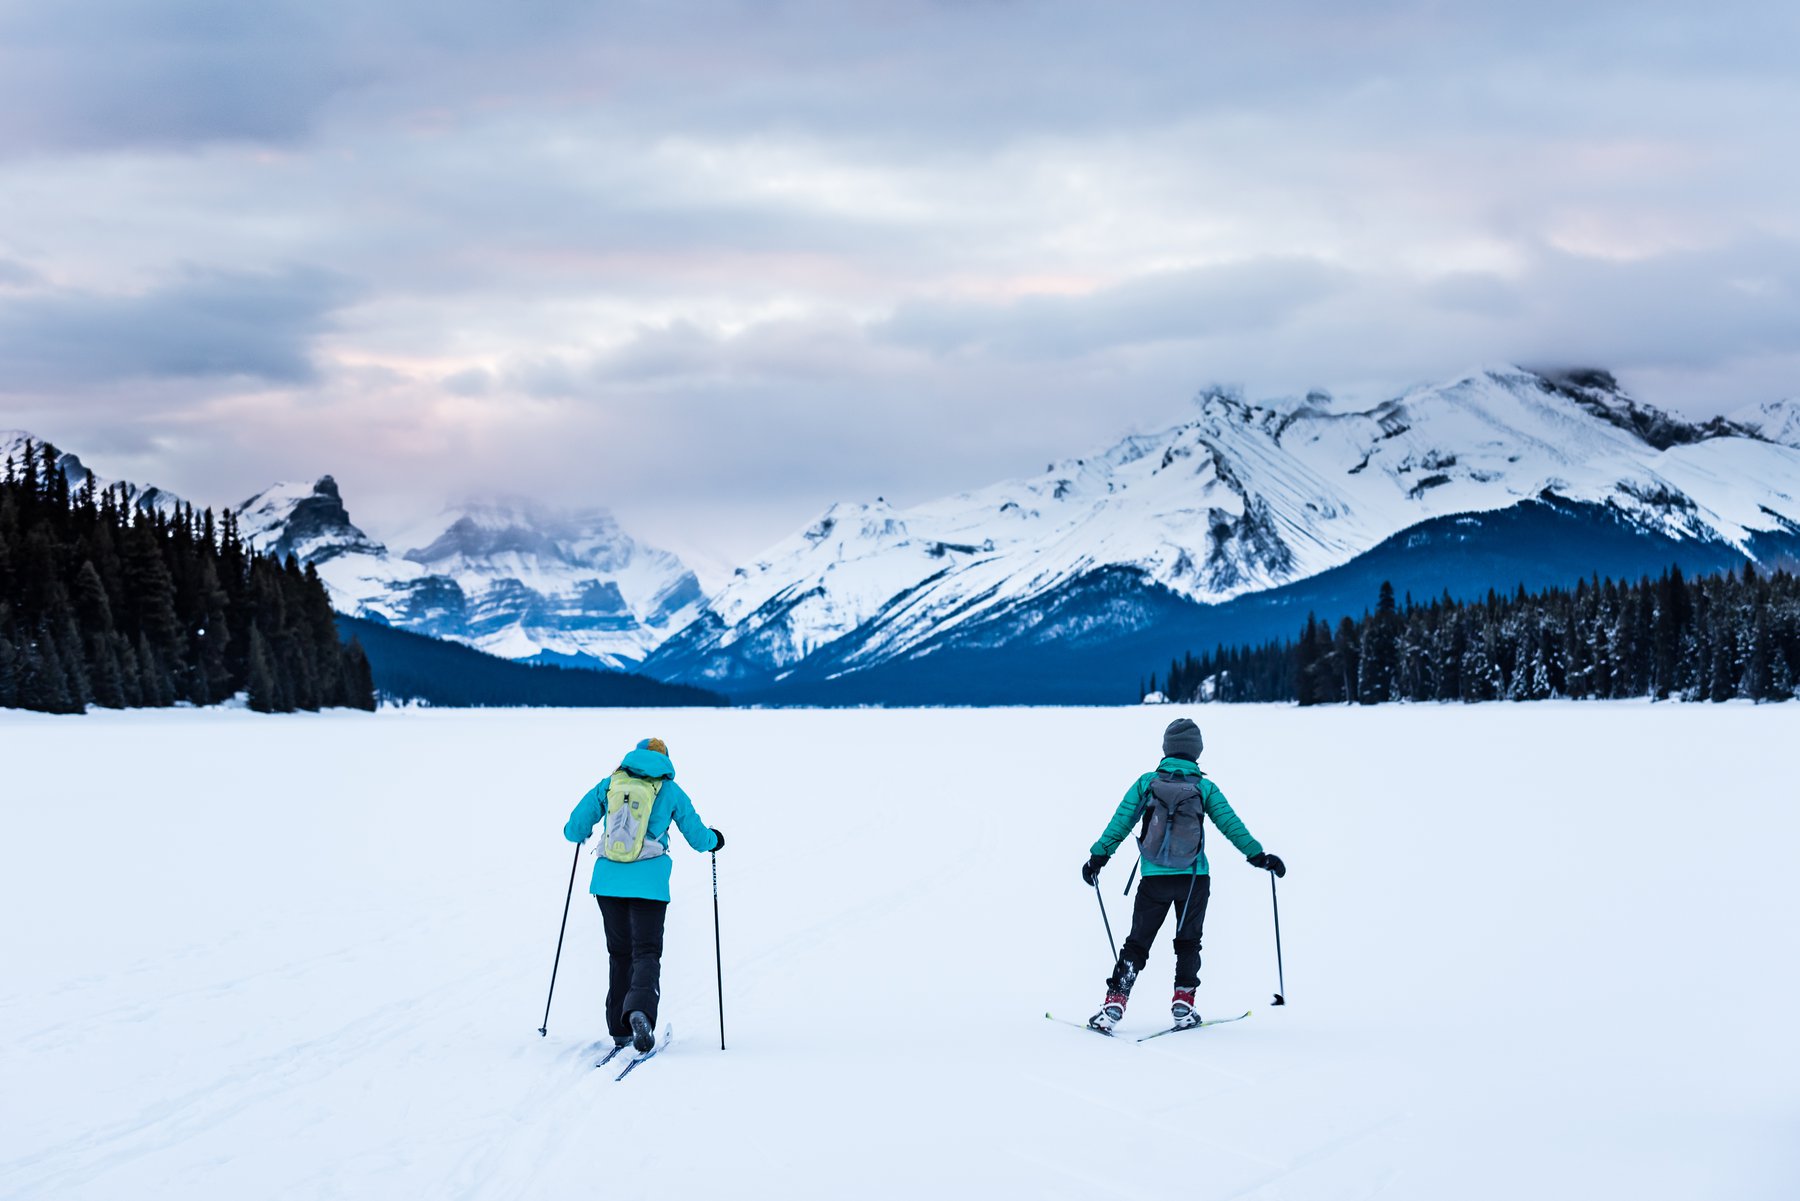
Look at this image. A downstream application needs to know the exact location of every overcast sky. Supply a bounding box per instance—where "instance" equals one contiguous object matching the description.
[3,0,1798,567]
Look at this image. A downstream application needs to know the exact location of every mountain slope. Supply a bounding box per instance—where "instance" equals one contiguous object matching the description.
[1732,397,1800,448]
[647,367,1800,698]
[236,484,704,670]
[2,429,186,516]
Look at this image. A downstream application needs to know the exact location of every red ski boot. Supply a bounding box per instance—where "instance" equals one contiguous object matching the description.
[1170,987,1199,1029]
[1088,989,1130,1032]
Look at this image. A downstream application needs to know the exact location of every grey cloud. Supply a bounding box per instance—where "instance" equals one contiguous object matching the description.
[8,0,1794,158]
[0,2,351,151]
[0,0,599,154]
[877,258,1351,358]
[1425,273,1525,319]
[1082,239,1800,406]
[1534,241,1800,365]
[508,314,886,396]
[441,367,494,397]
[476,237,1800,416]
[0,267,356,389]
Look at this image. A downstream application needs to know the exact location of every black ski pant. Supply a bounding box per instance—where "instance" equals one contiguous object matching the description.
[596,896,666,1036]
[1109,872,1210,992]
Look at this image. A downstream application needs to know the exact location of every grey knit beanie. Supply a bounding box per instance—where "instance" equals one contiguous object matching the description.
[1162,717,1204,761]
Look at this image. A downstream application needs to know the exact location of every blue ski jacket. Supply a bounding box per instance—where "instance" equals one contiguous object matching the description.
[563,746,719,902]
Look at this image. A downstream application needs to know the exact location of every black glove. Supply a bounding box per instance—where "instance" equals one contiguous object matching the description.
[709,828,725,852]
[1248,852,1286,878]
[1081,854,1109,886]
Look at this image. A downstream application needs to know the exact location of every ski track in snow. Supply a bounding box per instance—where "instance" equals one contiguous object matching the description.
[2,704,1797,1200]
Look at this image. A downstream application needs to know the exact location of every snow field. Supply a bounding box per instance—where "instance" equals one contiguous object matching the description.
[2,703,1797,1199]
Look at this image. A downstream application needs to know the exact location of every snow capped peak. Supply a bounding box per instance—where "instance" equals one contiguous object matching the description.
[1525,366,1759,448]
[1,429,70,480]
[1731,397,1800,448]
[397,496,702,637]
[403,498,628,573]
[229,482,706,669]
[651,365,1800,688]
[1,428,186,515]
[237,476,386,565]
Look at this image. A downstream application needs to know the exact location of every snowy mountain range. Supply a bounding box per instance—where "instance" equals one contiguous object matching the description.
[12,366,1800,702]
[4,427,704,671]
[642,368,1800,701]
[233,481,704,671]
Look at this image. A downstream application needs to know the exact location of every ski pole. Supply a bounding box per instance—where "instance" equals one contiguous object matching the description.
[537,842,582,1036]
[1269,872,1287,1007]
[1122,859,1139,897]
[712,850,726,1051]
[1092,878,1118,964]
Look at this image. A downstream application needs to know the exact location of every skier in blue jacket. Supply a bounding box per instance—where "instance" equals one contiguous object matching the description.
[564,737,722,1052]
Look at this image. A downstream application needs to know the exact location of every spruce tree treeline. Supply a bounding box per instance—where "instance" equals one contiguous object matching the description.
[1150,567,1800,705]
[1,438,376,714]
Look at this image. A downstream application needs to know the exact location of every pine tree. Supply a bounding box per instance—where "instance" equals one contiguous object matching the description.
[344,638,376,710]
[1295,613,1321,706]
[0,630,15,707]
[246,625,280,713]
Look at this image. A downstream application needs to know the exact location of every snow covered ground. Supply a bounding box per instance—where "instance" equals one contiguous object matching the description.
[3,704,1796,1200]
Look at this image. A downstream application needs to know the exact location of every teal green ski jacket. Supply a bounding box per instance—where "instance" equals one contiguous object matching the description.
[1090,756,1263,877]
[563,746,719,902]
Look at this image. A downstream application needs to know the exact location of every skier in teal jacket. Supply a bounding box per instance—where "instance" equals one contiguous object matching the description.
[564,737,721,1052]
[1079,718,1285,1031]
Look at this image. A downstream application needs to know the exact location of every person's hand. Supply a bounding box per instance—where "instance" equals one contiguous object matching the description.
[1081,854,1109,885]
[1248,852,1286,878]
[710,828,726,852]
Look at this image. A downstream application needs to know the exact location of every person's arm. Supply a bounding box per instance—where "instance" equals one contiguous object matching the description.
[1202,779,1264,859]
[666,783,722,852]
[1090,777,1149,857]
[564,785,603,843]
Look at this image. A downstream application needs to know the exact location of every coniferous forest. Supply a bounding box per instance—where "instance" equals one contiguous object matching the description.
[1146,566,1800,706]
[1,439,375,714]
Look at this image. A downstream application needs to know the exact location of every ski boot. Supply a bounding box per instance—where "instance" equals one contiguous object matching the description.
[1171,987,1199,1029]
[1088,962,1136,1032]
[629,1010,655,1053]
[1087,989,1129,1032]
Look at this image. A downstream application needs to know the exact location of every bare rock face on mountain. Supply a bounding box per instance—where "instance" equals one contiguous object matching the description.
[238,477,386,565]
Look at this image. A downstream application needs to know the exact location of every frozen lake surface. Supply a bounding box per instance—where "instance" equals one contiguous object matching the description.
[3,703,1796,1199]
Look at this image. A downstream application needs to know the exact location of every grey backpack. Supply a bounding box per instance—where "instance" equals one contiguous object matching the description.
[1137,770,1208,869]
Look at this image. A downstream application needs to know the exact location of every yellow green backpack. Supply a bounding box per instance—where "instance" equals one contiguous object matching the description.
[601,768,668,863]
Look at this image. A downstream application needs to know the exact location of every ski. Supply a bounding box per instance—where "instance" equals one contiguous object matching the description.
[1044,1012,1118,1038]
[614,1024,673,1081]
[1136,1010,1252,1042]
[593,1043,630,1069]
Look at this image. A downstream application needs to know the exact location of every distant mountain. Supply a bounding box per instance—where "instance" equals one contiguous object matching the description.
[237,476,386,565]
[398,499,704,664]
[236,483,704,671]
[1731,397,1800,448]
[11,438,706,676]
[1,429,185,517]
[646,366,1800,702]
